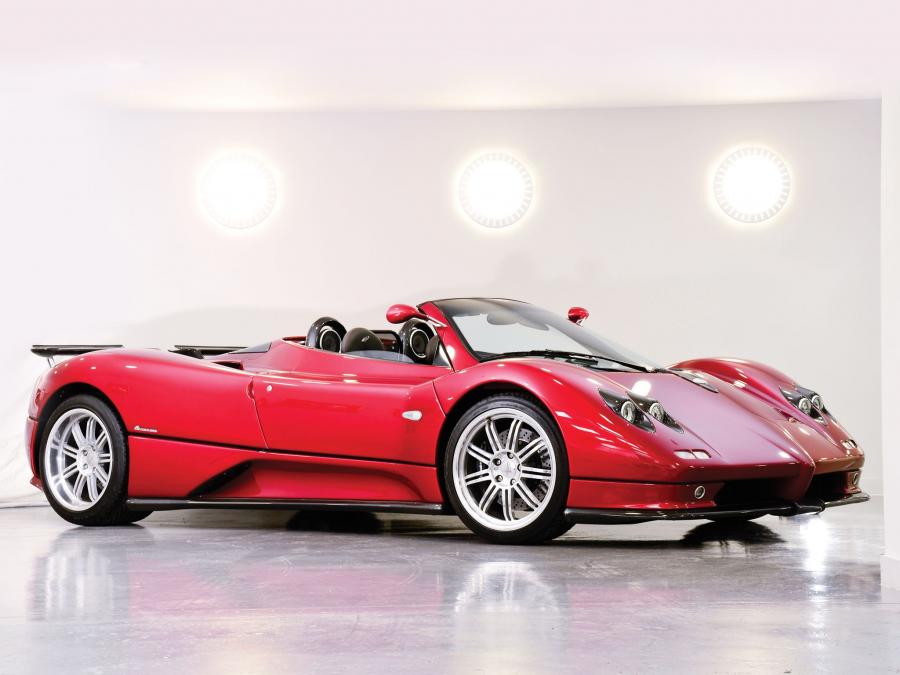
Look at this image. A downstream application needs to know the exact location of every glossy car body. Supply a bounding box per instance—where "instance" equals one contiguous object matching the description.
[26,298,867,524]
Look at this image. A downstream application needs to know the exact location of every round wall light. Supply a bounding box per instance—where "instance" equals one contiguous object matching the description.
[458,152,534,229]
[713,147,791,224]
[200,153,277,230]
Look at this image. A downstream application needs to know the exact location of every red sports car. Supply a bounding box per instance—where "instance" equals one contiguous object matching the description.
[27,298,867,543]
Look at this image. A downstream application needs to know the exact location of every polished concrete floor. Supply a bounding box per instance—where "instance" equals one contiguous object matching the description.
[0,499,897,674]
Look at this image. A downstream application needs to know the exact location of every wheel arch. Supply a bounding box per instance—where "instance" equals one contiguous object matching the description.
[33,382,126,481]
[433,381,562,510]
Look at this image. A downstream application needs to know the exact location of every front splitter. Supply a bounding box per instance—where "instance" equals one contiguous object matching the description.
[564,492,870,525]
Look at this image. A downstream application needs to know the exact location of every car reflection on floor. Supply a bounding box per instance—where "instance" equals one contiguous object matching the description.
[13,501,895,673]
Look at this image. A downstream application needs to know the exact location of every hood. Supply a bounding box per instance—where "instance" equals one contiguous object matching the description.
[515,357,847,468]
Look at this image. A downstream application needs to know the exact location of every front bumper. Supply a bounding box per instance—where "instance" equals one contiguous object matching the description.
[564,491,869,525]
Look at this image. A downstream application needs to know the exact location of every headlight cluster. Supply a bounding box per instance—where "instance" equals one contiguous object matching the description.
[599,390,682,433]
[780,386,827,423]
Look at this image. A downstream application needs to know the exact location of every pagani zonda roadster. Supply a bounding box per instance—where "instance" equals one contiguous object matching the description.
[27,298,867,543]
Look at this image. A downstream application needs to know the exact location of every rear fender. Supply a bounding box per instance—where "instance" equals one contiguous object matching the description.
[31,349,267,453]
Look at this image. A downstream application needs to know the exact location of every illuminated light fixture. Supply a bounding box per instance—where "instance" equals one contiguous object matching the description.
[713,147,791,223]
[200,153,277,230]
[458,152,534,228]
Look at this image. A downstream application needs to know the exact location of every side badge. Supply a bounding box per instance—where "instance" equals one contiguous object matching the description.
[134,425,158,434]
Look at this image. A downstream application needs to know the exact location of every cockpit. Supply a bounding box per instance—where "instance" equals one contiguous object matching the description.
[299,314,449,367]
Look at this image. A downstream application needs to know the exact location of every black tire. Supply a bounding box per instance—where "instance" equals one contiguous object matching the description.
[39,394,147,526]
[444,393,570,544]
[545,520,576,539]
[120,510,154,524]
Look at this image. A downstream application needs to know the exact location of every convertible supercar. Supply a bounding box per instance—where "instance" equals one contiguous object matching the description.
[27,298,867,543]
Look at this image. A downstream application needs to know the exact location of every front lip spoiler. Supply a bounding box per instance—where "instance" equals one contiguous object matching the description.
[564,492,870,525]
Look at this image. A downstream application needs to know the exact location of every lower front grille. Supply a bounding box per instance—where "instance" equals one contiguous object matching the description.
[714,478,790,507]
[805,472,857,501]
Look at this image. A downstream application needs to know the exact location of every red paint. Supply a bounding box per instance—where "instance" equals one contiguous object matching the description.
[567,306,589,325]
[31,350,266,449]
[25,300,865,517]
[568,479,722,510]
[386,303,428,325]
[129,436,442,502]
[25,416,38,476]
[249,342,447,464]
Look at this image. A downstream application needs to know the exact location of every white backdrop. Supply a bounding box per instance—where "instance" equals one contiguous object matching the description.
[0,98,881,503]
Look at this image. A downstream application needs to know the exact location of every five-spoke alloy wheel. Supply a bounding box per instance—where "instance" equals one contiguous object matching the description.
[445,394,570,544]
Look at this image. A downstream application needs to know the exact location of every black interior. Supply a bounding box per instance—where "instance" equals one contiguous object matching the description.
[398,319,437,364]
[304,314,445,366]
[306,317,346,352]
[342,327,385,353]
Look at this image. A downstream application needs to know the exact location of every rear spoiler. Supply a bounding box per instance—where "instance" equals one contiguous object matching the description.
[31,343,246,366]
[31,345,123,365]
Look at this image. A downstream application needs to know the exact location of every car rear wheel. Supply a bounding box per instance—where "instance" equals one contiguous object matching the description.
[444,394,570,544]
[40,394,149,526]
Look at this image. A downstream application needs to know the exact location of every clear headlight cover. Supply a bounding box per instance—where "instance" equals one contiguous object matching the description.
[781,387,827,424]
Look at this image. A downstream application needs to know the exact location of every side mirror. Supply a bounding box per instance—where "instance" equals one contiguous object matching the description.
[386,303,429,325]
[567,306,589,325]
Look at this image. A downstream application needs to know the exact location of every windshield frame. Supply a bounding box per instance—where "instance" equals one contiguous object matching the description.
[431,298,659,371]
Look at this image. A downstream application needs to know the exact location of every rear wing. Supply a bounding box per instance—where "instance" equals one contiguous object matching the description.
[31,343,247,365]
[31,345,123,365]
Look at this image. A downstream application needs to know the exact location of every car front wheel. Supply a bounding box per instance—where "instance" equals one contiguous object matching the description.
[444,394,570,544]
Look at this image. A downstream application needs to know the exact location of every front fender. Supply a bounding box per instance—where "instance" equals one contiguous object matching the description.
[672,357,798,413]
[672,357,863,465]
[432,359,705,483]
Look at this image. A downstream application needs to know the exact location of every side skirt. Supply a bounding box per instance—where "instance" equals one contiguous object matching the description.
[127,498,448,515]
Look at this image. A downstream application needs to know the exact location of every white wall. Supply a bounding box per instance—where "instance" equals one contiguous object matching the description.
[882,93,900,589]
[0,99,882,503]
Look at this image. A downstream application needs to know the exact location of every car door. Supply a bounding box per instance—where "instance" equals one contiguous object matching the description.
[252,346,449,465]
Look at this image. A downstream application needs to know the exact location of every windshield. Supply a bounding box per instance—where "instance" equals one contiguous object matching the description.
[434,298,660,371]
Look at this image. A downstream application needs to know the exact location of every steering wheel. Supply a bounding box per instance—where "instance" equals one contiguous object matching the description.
[306,317,347,352]
[399,319,436,364]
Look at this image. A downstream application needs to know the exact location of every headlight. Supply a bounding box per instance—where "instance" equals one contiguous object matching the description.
[599,391,654,431]
[781,387,827,423]
[599,390,681,432]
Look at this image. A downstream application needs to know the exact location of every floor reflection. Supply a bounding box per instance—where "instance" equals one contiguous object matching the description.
[28,526,154,620]
[679,519,786,546]
[290,509,788,548]
[23,510,837,626]
[12,501,895,673]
